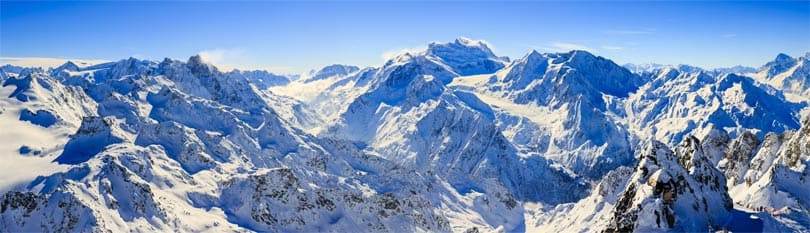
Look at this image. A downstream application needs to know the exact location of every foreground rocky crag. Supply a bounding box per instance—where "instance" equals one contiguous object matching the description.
[604,138,733,232]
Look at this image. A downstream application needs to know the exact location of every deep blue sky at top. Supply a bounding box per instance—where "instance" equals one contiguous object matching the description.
[1,1,808,73]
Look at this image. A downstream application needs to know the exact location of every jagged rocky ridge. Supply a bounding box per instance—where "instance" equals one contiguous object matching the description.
[0,38,808,232]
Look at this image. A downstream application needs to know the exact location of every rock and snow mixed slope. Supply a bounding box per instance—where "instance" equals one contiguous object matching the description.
[532,117,810,232]
[450,50,641,179]
[1,38,809,232]
[722,117,810,231]
[750,53,810,102]
[626,68,805,147]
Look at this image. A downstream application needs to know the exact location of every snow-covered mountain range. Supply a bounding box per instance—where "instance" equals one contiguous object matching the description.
[1,38,808,232]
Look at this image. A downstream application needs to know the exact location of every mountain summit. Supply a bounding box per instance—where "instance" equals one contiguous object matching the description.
[425,37,506,75]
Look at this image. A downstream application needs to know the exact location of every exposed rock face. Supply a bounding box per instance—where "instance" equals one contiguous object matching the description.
[54,116,127,164]
[718,131,761,185]
[604,140,732,232]
[209,168,451,232]
[721,116,810,231]
[1,191,96,232]
[699,127,731,165]
[135,121,217,173]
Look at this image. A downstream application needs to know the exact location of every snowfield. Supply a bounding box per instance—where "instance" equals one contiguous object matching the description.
[1,38,809,232]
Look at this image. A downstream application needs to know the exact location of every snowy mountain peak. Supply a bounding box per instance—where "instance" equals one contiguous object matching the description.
[549,50,642,98]
[713,65,756,75]
[303,64,360,83]
[498,49,641,99]
[657,66,681,78]
[509,50,545,68]
[187,54,205,64]
[53,61,80,72]
[525,49,543,59]
[565,49,596,61]
[774,53,793,62]
[760,53,798,74]
[454,37,488,47]
[427,37,494,55]
[623,63,705,75]
[228,69,290,88]
[425,37,505,75]
[750,52,810,100]
[186,55,218,75]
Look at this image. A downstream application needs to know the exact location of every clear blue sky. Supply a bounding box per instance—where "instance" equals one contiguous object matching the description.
[1,1,808,73]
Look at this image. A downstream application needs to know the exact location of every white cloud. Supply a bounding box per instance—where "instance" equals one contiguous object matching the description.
[218,64,295,74]
[602,45,623,51]
[129,54,146,59]
[197,48,243,66]
[196,48,294,74]
[538,42,593,52]
[457,37,499,53]
[247,65,296,74]
[604,29,655,35]
[380,46,426,61]
[477,39,497,52]
[0,57,109,68]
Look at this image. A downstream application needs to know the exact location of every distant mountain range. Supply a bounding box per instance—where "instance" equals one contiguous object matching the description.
[1,38,808,232]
